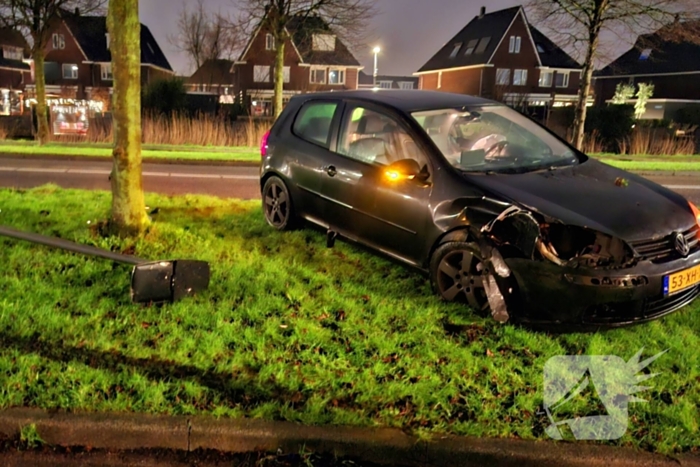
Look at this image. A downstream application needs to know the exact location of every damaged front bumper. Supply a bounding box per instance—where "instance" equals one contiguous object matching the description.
[505,252,700,329]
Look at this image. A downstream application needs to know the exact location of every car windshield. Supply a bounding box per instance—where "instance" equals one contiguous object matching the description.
[411,105,579,174]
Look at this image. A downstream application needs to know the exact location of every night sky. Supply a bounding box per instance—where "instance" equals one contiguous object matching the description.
[141,0,634,77]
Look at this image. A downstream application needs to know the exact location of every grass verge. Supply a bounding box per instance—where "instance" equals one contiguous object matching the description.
[0,186,698,454]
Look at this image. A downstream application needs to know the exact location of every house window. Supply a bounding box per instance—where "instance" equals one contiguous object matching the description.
[62,64,78,79]
[254,65,270,82]
[265,34,275,51]
[539,70,553,87]
[379,80,392,89]
[474,37,490,54]
[496,68,510,85]
[106,33,110,49]
[639,48,651,60]
[463,39,478,55]
[450,43,462,58]
[555,71,570,88]
[283,66,290,83]
[398,81,414,90]
[312,34,335,51]
[2,47,22,61]
[508,36,521,54]
[100,63,113,81]
[536,43,545,53]
[513,69,528,86]
[52,33,65,50]
[328,68,345,85]
[310,68,327,84]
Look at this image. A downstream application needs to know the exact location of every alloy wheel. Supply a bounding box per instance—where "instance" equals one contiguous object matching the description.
[436,249,489,313]
[264,180,290,228]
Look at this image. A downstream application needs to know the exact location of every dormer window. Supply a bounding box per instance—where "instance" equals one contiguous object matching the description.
[474,36,490,54]
[464,39,478,55]
[3,47,22,61]
[312,34,335,51]
[450,43,462,58]
[536,43,545,53]
[639,48,651,60]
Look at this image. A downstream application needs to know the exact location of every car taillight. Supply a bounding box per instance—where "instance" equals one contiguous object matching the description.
[260,130,270,158]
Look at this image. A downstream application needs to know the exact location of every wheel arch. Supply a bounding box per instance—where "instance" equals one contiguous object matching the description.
[426,227,475,266]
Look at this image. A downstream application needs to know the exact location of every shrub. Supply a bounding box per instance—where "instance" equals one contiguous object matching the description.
[142,78,187,115]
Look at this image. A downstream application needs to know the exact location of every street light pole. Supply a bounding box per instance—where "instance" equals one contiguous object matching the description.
[373,46,380,87]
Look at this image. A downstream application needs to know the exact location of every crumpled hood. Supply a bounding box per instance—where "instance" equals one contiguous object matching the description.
[463,159,695,242]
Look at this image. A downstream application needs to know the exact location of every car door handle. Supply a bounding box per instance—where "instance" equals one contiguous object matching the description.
[324,165,337,177]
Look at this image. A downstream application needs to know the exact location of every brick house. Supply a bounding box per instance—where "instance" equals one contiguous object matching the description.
[415,6,583,109]
[0,28,31,115]
[357,70,418,90]
[25,9,173,114]
[233,15,363,116]
[595,22,700,120]
[187,59,236,104]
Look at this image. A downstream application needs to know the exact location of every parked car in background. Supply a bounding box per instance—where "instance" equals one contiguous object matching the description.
[259,90,700,329]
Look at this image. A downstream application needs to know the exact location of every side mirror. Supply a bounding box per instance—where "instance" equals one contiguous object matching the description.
[383,158,427,183]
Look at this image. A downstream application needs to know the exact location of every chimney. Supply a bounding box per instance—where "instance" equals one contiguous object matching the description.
[479,6,485,18]
[74,7,80,16]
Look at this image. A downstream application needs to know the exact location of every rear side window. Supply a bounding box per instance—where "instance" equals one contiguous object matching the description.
[292,101,338,148]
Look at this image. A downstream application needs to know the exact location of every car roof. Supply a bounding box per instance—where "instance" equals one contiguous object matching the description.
[292,90,497,113]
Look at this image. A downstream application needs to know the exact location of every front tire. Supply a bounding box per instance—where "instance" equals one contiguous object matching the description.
[430,241,489,316]
[262,176,298,231]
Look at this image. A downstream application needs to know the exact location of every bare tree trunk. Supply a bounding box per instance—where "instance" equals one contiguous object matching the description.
[32,48,50,145]
[273,40,285,117]
[108,0,149,236]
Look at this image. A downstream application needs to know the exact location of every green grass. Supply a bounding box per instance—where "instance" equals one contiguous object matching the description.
[591,153,700,172]
[0,186,699,454]
[0,142,259,162]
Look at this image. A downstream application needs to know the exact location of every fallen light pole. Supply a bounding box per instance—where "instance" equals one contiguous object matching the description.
[0,225,210,304]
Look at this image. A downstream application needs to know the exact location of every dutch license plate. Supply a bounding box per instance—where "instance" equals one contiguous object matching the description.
[664,264,700,295]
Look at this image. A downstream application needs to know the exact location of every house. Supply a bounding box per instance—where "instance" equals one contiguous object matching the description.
[24,7,173,126]
[595,22,700,120]
[415,6,583,109]
[187,58,236,104]
[233,14,363,116]
[357,71,418,90]
[0,28,31,115]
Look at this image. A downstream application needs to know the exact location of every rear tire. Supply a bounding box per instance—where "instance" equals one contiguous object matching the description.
[430,241,490,316]
[262,176,298,231]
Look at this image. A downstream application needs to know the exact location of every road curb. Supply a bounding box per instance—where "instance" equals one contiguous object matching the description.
[0,408,697,467]
[0,153,261,167]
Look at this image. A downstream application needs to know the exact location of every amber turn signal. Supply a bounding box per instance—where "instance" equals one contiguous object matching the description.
[384,170,414,182]
[689,201,700,228]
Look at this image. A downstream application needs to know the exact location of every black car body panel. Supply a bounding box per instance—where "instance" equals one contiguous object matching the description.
[261,90,699,329]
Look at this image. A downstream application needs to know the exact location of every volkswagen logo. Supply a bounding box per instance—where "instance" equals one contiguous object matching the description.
[674,232,690,257]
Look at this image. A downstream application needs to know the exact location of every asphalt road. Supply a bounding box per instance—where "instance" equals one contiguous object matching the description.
[2,157,700,203]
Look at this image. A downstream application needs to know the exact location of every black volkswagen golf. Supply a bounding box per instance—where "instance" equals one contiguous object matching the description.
[259,90,700,329]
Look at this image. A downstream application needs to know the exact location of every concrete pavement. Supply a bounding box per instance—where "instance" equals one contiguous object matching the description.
[3,156,700,203]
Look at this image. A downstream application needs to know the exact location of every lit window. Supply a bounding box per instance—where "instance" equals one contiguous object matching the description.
[399,81,414,90]
[463,39,478,55]
[639,48,651,60]
[62,64,78,79]
[100,63,113,81]
[52,34,65,50]
[513,69,528,86]
[508,36,521,54]
[379,81,392,89]
[555,71,570,88]
[310,68,326,84]
[328,68,345,85]
[539,70,553,87]
[265,34,275,51]
[496,68,510,85]
[2,47,22,60]
[312,34,335,51]
[475,37,490,54]
[254,65,270,82]
[450,43,462,58]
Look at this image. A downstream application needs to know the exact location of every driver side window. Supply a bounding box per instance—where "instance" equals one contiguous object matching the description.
[338,106,429,170]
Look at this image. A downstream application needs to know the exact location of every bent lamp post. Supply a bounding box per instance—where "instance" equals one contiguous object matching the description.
[0,225,210,303]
